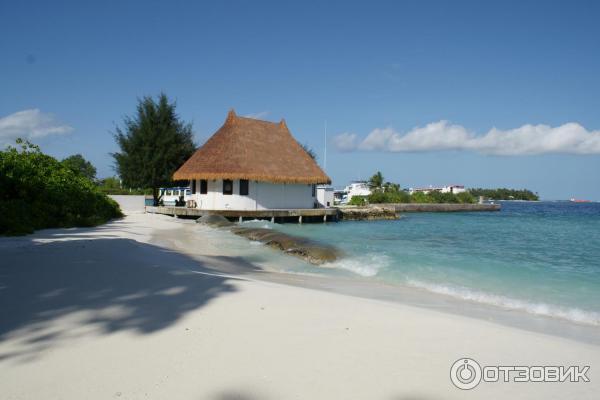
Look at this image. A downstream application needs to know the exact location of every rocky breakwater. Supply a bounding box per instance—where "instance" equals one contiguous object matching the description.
[197,214,339,265]
[338,205,399,221]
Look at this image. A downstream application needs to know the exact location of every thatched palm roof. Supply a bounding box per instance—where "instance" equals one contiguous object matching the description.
[173,110,331,184]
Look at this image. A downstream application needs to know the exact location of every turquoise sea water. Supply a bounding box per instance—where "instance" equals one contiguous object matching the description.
[267,201,600,326]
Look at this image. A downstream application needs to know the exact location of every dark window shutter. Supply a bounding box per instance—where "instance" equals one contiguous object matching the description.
[240,179,249,195]
[223,180,233,195]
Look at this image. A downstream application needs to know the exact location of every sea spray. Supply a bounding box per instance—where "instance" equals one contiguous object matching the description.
[324,253,391,277]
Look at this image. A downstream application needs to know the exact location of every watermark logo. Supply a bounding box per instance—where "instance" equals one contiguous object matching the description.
[450,358,482,390]
[450,358,590,390]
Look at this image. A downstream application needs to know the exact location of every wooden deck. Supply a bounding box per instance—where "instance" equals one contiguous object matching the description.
[145,206,339,222]
[146,202,500,223]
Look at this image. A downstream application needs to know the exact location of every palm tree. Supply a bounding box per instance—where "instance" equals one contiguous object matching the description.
[369,171,384,191]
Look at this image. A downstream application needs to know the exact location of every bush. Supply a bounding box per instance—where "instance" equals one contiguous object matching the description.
[348,195,368,206]
[456,191,476,204]
[468,188,538,201]
[0,140,123,236]
[410,191,476,204]
[368,190,411,204]
[96,176,152,195]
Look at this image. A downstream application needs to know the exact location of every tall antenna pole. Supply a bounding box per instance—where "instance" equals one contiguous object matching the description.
[324,120,327,172]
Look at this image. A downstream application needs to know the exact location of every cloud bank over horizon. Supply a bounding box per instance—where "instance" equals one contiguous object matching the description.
[333,121,600,155]
[0,109,73,146]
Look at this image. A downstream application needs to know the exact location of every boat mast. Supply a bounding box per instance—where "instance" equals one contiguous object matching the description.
[324,120,327,172]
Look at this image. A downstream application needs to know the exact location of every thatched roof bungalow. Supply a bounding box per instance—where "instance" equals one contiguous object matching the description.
[173,110,330,210]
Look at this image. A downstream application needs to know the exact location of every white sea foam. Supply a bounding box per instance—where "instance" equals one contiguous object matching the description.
[325,254,391,277]
[240,219,274,229]
[406,279,600,326]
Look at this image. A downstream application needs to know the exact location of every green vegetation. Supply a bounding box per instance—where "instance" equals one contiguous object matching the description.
[0,140,122,236]
[96,177,152,195]
[112,93,196,205]
[469,188,539,201]
[348,195,368,206]
[61,154,97,181]
[346,171,477,205]
[405,190,476,204]
[368,171,384,190]
[363,188,476,204]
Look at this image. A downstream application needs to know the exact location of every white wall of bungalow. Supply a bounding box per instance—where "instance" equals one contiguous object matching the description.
[187,179,316,210]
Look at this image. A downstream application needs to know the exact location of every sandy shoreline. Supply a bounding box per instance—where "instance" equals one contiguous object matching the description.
[1,196,599,399]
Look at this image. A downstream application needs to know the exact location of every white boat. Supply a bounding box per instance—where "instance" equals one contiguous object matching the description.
[335,181,371,204]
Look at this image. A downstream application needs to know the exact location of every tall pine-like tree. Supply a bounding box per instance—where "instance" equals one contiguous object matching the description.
[112,93,196,205]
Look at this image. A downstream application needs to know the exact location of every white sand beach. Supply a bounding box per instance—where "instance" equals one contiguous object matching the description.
[1,196,598,399]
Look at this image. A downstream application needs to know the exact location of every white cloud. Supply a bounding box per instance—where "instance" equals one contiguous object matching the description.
[0,109,73,145]
[244,111,270,120]
[333,121,600,155]
[331,132,358,152]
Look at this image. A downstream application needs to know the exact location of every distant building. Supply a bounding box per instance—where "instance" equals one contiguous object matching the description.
[316,185,334,208]
[334,181,372,204]
[173,110,331,210]
[442,185,466,194]
[409,185,466,195]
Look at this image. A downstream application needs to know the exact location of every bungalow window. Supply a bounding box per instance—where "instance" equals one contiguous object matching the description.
[312,184,316,197]
[191,180,197,194]
[223,179,233,195]
[239,179,249,196]
[200,179,207,194]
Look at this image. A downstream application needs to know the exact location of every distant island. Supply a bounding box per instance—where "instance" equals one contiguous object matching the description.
[468,188,539,201]
[345,172,539,205]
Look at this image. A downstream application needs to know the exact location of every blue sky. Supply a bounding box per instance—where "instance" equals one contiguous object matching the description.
[1,0,599,199]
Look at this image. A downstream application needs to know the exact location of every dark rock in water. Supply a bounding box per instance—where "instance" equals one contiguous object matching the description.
[196,214,234,227]
[230,227,278,241]
[231,227,339,265]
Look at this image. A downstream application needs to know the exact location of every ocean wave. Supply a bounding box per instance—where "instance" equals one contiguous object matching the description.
[239,219,274,229]
[406,279,600,326]
[325,254,391,277]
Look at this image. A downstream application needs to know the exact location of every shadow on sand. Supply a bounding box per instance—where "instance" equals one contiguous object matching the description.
[0,232,251,363]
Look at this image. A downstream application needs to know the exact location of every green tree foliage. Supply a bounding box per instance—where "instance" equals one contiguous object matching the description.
[367,190,476,204]
[468,188,539,201]
[61,154,97,181]
[96,177,152,195]
[112,93,196,205]
[368,182,411,204]
[348,195,368,206]
[357,170,477,205]
[368,171,384,191]
[409,191,430,203]
[456,191,477,204]
[0,139,122,236]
